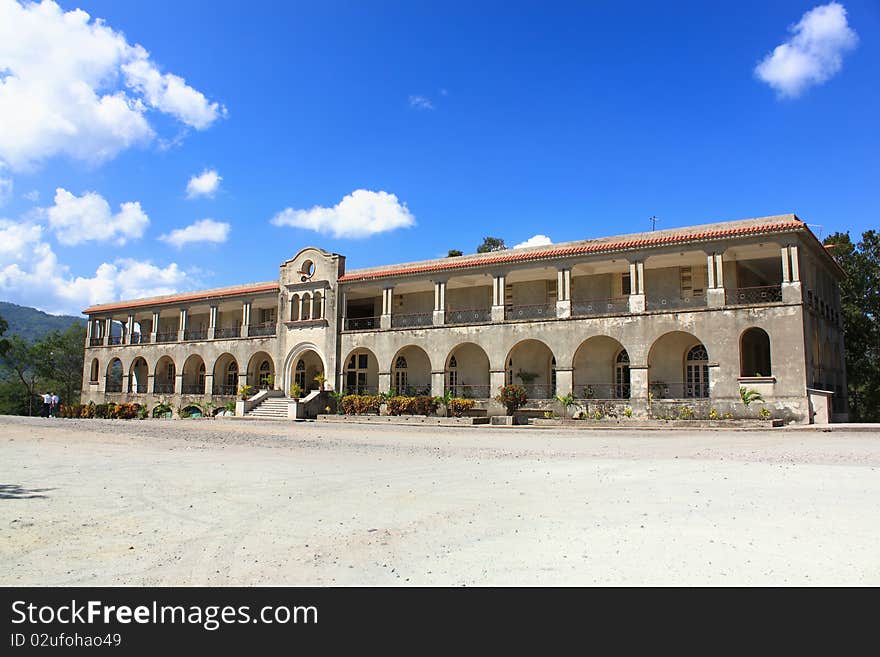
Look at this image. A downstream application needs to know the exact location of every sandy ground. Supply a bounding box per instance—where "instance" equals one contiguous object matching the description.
[1,415,878,586]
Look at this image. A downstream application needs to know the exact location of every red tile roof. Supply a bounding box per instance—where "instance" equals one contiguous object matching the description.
[82,282,279,315]
[338,218,806,283]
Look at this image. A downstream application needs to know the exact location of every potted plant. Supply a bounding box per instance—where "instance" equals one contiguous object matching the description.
[314,372,327,391]
[265,374,275,390]
[238,384,253,400]
[496,384,528,416]
[289,383,303,400]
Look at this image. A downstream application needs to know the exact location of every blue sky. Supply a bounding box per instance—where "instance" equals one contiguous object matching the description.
[0,0,877,315]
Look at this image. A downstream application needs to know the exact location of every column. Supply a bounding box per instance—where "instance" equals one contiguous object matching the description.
[174,371,183,395]
[86,319,93,345]
[178,308,188,342]
[489,369,507,415]
[103,318,112,346]
[309,293,316,321]
[431,371,445,397]
[554,367,573,396]
[556,268,571,318]
[628,261,646,313]
[147,373,155,395]
[380,287,393,329]
[241,301,251,338]
[204,373,214,400]
[378,371,391,394]
[491,274,506,322]
[433,281,446,326]
[125,313,135,344]
[628,365,649,418]
[781,244,802,303]
[320,292,326,320]
[339,289,347,330]
[706,252,725,307]
[150,311,159,343]
[208,305,218,340]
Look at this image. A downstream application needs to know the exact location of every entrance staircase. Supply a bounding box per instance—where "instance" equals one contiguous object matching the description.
[244,396,289,419]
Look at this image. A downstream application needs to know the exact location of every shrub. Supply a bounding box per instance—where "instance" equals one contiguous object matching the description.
[152,402,173,418]
[289,383,303,399]
[496,384,528,415]
[740,387,764,407]
[446,398,476,417]
[340,394,382,415]
[758,406,772,420]
[59,402,140,419]
[386,396,439,416]
[709,407,720,420]
[623,407,633,418]
[238,384,253,400]
[224,401,237,415]
[678,405,695,420]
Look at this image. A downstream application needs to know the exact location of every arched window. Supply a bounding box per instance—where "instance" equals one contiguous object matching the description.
[615,349,631,399]
[90,358,99,383]
[345,351,370,394]
[259,360,271,387]
[226,361,238,388]
[393,355,408,392]
[506,358,513,386]
[740,328,772,377]
[198,362,206,389]
[295,359,306,389]
[550,356,557,397]
[685,345,709,399]
[447,354,458,396]
[290,294,300,321]
[301,293,312,321]
[313,291,323,319]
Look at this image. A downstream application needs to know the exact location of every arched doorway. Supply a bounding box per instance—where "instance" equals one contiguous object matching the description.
[182,354,206,395]
[740,328,772,377]
[292,349,324,394]
[105,358,123,392]
[212,354,239,396]
[445,343,490,398]
[572,336,631,399]
[343,348,378,394]
[389,345,431,396]
[153,356,176,394]
[648,331,709,399]
[504,339,556,398]
[247,352,275,390]
[129,357,149,393]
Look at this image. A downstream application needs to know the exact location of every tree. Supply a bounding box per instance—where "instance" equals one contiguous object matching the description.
[824,230,880,422]
[0,336,40,416]
[35,324,86,406]
[476,237,507,253]
[447,249,463,257]
[0,314,8,356]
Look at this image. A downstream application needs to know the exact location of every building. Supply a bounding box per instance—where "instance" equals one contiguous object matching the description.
[81,214,847,423]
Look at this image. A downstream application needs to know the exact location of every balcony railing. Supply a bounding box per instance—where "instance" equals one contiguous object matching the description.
[105,380,122,393]
[519,383,556,400]
[184,328,208,341]
[390,383,432,397]
[505,303,556,321]
[153,382,175,394]
[725,285,783,306]
[444,384,491,399]
[574,383,631,400]
[130,333,149,345]
[345,316,379,331]
[89,337,103,347]
[391,312,433,328]
[248,322,276,337]
[571,297,629,317]
[646,293,708,311]
[155,331,178,343]
[131,384,148,394]
[342,385,380,395]
[649,381,709,399]
[108,335,123,345]
[446,308,491,325]
[212,384,238,396]
[181,383,205,395]
[214,326,241,339]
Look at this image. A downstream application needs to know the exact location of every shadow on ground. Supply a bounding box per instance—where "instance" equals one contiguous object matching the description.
[0,484,53,500]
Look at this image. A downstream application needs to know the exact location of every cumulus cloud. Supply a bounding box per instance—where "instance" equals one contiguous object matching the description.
[408,95,434,110]
[159,218,230,248]
[513,234,552,249]
[0,217,190,315]
[186,169,221,198]
[755,2,858,98]
[271,189,415,239]
[46,187,149,246]
[0,0,225,171]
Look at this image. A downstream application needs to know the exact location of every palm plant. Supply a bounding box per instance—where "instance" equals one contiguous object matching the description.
[739,386,764,407]
[555,392,578,421]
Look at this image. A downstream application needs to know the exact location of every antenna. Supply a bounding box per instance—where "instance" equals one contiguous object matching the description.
[649,215,659,231]
[807,223,824,239]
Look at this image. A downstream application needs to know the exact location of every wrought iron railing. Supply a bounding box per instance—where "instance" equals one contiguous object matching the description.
[646,293,708,311]
[725,285,783,305]
[520,383,556,399]
[505,303,555,321]
[345,317,379,331]
[181,384,205,395]
[130,333,148,344]
[89,337,103,347]
[153,382,175,394]
[446,308,492,325]
[444,384,491,399]
[649,381,709,399]
[155,332,178,343]
[574,383,631,400]
[391,312,433,328]
[389,384,432,397]
[212,384,238,396]
[571,297,629,317]
[108,336,122,345]
[248,322,276,337]
[214,326,241,339]
[184,329,208,341]
[105,380,122,393]
[342,386,380,395]
[131,384,148,394]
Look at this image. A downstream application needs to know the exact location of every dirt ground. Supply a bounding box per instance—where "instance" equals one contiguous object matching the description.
[1,415,878,586]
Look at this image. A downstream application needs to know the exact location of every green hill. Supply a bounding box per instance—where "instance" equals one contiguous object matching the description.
[0,301,86,342]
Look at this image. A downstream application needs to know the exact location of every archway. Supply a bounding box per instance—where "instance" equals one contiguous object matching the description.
[182,354,206,395]
[504,339,556,399]
[212,353,239,396]
[572,336,630,399]
[89,358,99,383]
[342,348,378,394]
[390,345,432,396]
[740,328,772,377]
[153,356,176,394]
[247,351,275,390]
[105,358,123,393]
[292,349,324,394]
[129,357,149,393]
[647,331,709,399]
[445,343,490,398]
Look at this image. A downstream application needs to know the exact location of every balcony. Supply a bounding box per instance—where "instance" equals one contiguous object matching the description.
[725,285,782,306]
[505,303,555,321]
[153,382,175,394]
[248,322,276,337]
[105,381,122,393]
[214,326,241,339]
[155,331,178,343]
[345,316,378,331]
[184,328,208,341]
[391,312,433,328]
[130,333,149,345]
[571,297,628,317]
[89,337,103,347]
[646,293,707,311]
[446,308,491,325]
[108,335,123,345]
[181,384,205,395]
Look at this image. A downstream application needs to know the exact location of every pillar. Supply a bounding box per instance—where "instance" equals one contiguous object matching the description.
[378,371,391,394]
[433,281,446,326]
[103,318,111,346]
[178,308,187,341]
[124,313,134,344]
[380,287,393,329]
[554,367,573,396]
[241,301,251,338]
[707,252,725,307]
[628,261,645,313]
[431,371,445,397]
[556,268,571,318]
[491,274,506,322]
[174,372,183,395]
[208,305,218,340]
[151,311,160,343]
[204,373,214,400]
[781,244,803,303]
[628,366,649,417]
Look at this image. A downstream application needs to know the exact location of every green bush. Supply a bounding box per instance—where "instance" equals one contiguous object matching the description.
[447,398,476,417]
[340,394,382,415]
[386,396,439,416]
[59,402,141,419]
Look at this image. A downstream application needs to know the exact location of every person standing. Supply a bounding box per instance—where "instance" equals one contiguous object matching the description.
[40,392,51,418]
[50,392,60,418]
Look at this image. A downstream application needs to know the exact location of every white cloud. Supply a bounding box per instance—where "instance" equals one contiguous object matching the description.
[271,189,415,239]
[159,218,230,248]
[755,2,858,98]
[513,234,552,249]
[186,169,221,198]
[23,190,39,203]
[0,0,225,171]
[0,217,190,315]
[0,176,11,206]
[408,95,434,110]
[46,187,149,246]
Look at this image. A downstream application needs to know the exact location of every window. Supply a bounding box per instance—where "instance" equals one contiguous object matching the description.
[295,359,306,390]
[740,328,772,377]
[290,294,300,321]
[622,273,632,296]
[198,362,206,388]
[447,354,458,395]
[685,345,709,398]
[345,351,371,394]
[393,355,408,392]
[226,361,238,388]
[90,358,99,382]
[259,360,271,387]
[615,349,631,399]
[301,294,311,321]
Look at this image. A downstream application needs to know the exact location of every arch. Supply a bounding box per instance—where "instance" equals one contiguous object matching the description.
[212,353,239,396]
[129,357,149,393]
[89,358,99,383]
[289,294,300,321]
[105,358,123,392]
[180,404,203,418]
[292,349,324,394]
[504,339,555,399]
[153,355,176,394]
[390,345,431,395]
[740,327,772,377]
[247,351,275,390]
[313,290,323,319]
[182,354,207,395]
[444,343,490,399]
[343,347,379,394]
[301,292,312,321]
[647,331,709,399]
[572,336,630,399]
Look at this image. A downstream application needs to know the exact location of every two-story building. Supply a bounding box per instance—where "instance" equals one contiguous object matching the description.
[81,214,848,423]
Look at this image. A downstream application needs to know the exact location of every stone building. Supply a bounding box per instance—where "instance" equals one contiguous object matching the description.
[81,214,847,423]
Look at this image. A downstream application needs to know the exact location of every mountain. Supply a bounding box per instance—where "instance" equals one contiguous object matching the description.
[0,301,86,342]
